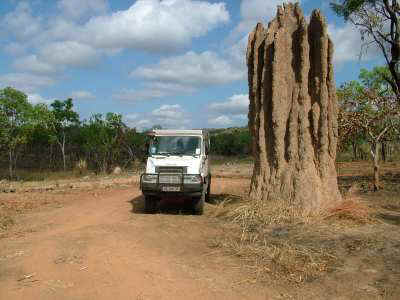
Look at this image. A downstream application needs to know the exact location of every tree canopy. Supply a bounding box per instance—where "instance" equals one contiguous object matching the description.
[331,0,400,97]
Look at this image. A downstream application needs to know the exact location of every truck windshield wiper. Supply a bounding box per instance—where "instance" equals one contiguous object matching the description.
[153,152,170,157]
[170,151,185,156]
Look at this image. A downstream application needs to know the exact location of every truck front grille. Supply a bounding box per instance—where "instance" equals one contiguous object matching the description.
[156,166,187,174]
[159,174,182,184]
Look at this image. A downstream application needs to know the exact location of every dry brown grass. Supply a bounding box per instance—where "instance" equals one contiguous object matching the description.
[323,198,373,223]
[211,195,339,283]
[321,184,375,224]
[0,211,14,231]
[211,168,400,287]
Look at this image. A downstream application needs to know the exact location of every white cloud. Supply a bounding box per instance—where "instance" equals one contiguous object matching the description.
[81,0,229,52]
[13,55,56,74]
[124,113,139,121]
[113,89,165,102]
[127,104,190,129]
[152,104,185,120]
[209,94,249,115]
[0,73,55,92]
[113,82,195,102]
[4,42,26,56]
[3,1,42,41]
[27,93,52,105]
[39,41,100,67]
[2,0,230,83]
[208,115,233,126]
[240,0,286,22]
[58,0,108,20]
[207,94,249,127]
[228,0,290,43]
[226,34,248,70]
[328,23,380,64]
[135,119,153,129]
[121,51,244,101]
[71,90,95,100]
[132,51,244,86]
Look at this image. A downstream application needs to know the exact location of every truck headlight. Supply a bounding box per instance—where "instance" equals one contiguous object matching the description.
[184,174,202,184]
[142,174,157,183]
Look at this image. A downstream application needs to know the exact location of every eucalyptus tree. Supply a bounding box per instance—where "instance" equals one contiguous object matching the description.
[82,113,126,173]
[0,87,33,178]
[49,98,79,170]
[331,0,400,97]
[337,67,400,190]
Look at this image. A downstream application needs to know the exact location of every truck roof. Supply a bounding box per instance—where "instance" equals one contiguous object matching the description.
[151,129,205,136]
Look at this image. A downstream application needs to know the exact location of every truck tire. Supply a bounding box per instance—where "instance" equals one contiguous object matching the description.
[193,191,205,215]
[205,174,211,203]
[144,195,157,214]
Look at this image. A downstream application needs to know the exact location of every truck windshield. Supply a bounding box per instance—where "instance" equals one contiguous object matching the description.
[149,136,201,156]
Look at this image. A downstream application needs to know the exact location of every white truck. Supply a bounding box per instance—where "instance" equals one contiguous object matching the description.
[140,129,211,215]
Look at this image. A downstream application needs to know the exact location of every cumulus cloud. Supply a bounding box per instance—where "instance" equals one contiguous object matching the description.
[3,1,42,41]
[328,23,380,64]
[208,115,233,126]
[39,41,100,68]
[113,82,194,102]
[152,104,185,120]
[0,73,55,92]
[4,42,26,56]
[240,0,285,22]
[13,55,56,74]
[81,0,229,52]
[125,104,190,129]
[27,93,52,105]
[228,0,290,43]
[209,94,249,115]
[2,0,230,80]
[58,0,108,20]
[207,93,249,127]
[128,51,244,99]
[71,90,95,100]
[116,51,245,101]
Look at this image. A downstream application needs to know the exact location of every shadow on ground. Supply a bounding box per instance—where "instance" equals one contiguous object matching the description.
[207,193,243,205]
[129,194,199,215]
[129,193,243,215]
[338,171,400,192]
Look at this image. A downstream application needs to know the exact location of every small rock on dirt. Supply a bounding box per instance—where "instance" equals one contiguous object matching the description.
[113,166,122,175]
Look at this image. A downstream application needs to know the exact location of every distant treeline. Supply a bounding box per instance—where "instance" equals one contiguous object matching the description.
[0,87,253,178]
[1,84,399,179]
[209,128,251,156]
[0,87,149,178]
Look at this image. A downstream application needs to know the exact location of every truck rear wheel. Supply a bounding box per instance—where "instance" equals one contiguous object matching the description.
[193,192,205,215]
[205,174,211,203]
[144,196,157,214]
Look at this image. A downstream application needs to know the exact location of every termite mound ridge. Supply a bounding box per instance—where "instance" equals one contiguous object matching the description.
[247,2,341,215]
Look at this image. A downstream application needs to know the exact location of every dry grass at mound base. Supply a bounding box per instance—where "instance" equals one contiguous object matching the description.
[210,184,399,293]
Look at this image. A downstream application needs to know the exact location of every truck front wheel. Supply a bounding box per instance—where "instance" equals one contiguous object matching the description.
[144,195,157,214]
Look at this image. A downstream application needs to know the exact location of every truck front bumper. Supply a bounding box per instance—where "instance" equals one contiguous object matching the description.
[140,173,203,197]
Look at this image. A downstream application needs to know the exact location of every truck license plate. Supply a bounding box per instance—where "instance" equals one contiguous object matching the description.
[162,186,180,192]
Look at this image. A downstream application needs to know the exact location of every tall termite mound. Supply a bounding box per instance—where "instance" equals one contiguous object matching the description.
[247,3,341,214]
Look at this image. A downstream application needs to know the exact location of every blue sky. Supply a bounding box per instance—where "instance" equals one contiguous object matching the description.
[0,0,385,130]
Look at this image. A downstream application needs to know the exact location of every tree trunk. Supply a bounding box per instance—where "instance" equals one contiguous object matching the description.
[58,133,66,171]
[246,4,341,215]
[8,149,13,179]
[352,141,357,160]
[381,142,386,162]
[372,142,381,191]
[61,146,66,171]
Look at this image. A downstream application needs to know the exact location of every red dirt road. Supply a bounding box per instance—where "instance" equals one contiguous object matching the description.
[0,183,270,300]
